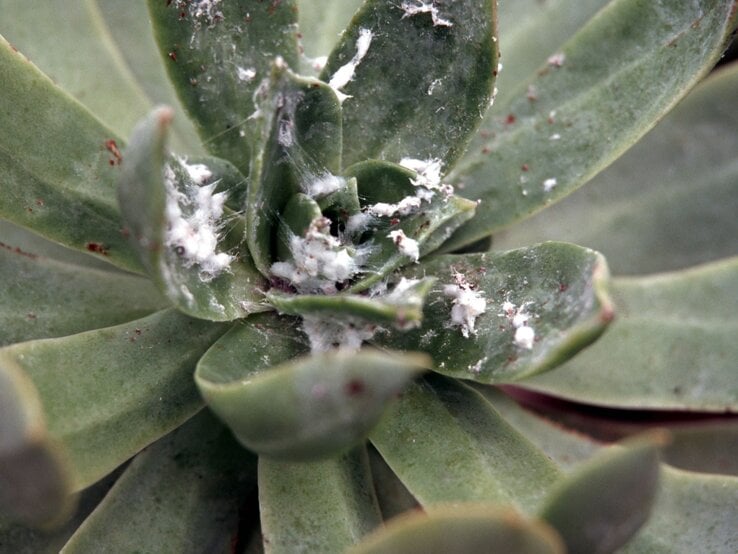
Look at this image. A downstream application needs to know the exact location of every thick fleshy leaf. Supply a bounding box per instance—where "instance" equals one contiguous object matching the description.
[494,62,738,275]
[0,363,73,527]
[118,108,266,321]
[494,0,610,110]
[93,0,204,153]
[197,317,428,459]
[61,411,257,553]
[521,257,738,411]
[0,246,166,347]
[444,0,738,251]
[320,0,498,168]
[267,278,434,329]
[539,435,663,554]
[297,0,362,63]
[0,36,140,272]
[370,376,562,514]
[0,309,226,492]
[147,0,300,173]
[0,0,197,153]
[485,390,738,553]
[259,447,382,554]
[0,220,127,273]
[246,66,343,275]
[377,242,613,382]
[351,505,564,554]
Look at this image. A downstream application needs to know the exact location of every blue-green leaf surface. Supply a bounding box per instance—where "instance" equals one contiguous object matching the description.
[444,0,738,251]
[147,0,300,174]
[259,447,382,554]
[493,62,738,275]
[0,310,226,491]
[61,411,257,553]
[320,0,498,169]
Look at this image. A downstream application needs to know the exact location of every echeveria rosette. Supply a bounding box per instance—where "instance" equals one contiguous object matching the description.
[0,0,736,552]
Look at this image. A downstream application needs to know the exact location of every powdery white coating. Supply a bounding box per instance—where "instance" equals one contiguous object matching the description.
[345,212,374,235]
[514,325,535,349]
[367,196,422,218]
[387,230,420,262]
[543,177,558,192]
[400,1,453,27]
[399,157,443,189]
[178,0,223,25]
[443,272,487,338]
[236,66,256,82]
[547,52,566,67]
[301,316,378,353]
[270,216,367,294]
[305,173,346,198]
[329,28,373,103]
[182,162,212,184]
[164,159,233,280]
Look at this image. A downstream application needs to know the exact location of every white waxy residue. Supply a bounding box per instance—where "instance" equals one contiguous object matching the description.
[270,216,367,294]
[301,315,378,352]
[500,300,536,350]
[236,66,256,83]
[387,230,420,262]
[400,1,453,27]
[443,272,487,338]
[164,159,233,280]
[328,28,373,103]
[543,178,558,192]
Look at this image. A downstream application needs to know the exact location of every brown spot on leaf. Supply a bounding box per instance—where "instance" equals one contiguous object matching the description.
[345,379,365,396]
[86,242,109,256]
[104,139,123,166]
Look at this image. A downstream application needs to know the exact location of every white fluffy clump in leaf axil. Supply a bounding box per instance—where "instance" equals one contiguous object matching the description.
[163,158,233,280]
[271,216,369,294]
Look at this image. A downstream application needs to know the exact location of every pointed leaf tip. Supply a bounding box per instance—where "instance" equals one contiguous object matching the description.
[539,434,664,554]
[197,344,428,460]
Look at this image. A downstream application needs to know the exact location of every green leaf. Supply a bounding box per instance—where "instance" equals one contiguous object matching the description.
[259,447,382,554]
[297,0,362,63]
[370,376,561,514]
[521,257,738,411]
[147,0,300,174]
[539,435,663,554]
[444,0,738,251]
[61,411,256,553]
[266,277,434,329]
[377,242,613,383]
[0,36,140,273]
[623,468,738,554]
[0,363,74,528]
[661,422,738,476]
[320,0,498,168]
[0,0,197,153]
[197,317,428,459]
[350,505,564,554]
[0,246,166,347]
[0,220,128,273]
[485,391,738,553]
[0,309,227,492]
[493,62,738,275]
[118,108,266,321]
[246,66,343,275]
[93,0,204,153]
[493,0,610,110]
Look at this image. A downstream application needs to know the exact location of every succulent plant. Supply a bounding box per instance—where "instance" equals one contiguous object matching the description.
[1,0,737,552]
